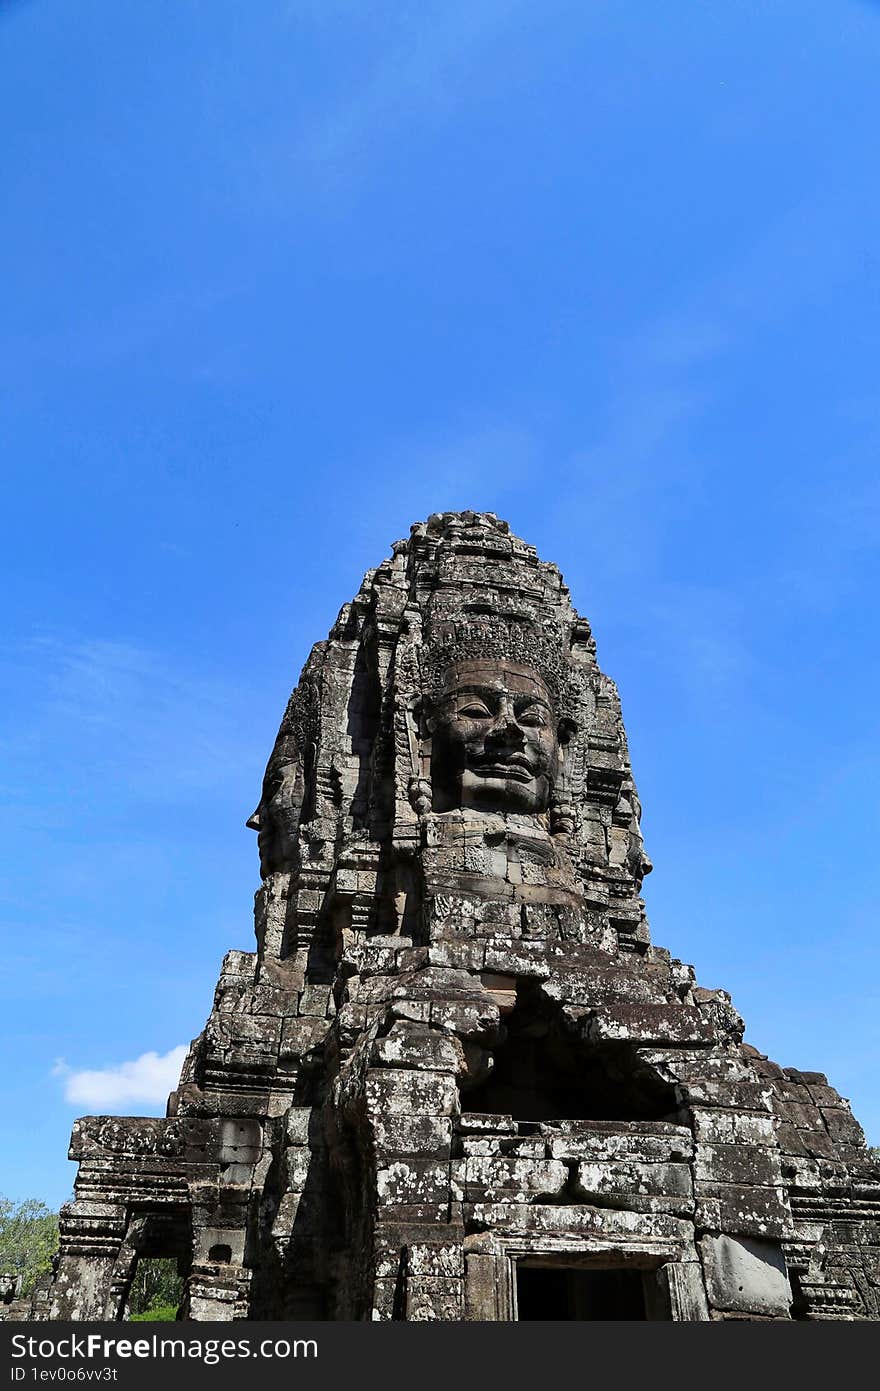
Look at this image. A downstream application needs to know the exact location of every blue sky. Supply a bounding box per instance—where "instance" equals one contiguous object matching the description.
[2,1,879,1208]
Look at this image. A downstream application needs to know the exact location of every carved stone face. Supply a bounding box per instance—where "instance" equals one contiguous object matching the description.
[247,744,302,878]
[428,659,559,814]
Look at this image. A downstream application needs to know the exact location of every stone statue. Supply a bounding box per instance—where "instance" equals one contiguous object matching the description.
[24,511,878,1327]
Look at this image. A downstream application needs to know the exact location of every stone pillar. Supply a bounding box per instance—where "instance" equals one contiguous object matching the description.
[180,1263,251,1321]
[48,1202,128,1320]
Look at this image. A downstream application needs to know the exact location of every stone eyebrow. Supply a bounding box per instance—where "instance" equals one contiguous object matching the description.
[447,685,497,702]
[450,685,551,709]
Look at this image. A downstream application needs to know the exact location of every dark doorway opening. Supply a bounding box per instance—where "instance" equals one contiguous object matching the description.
[516,1264,646,1320]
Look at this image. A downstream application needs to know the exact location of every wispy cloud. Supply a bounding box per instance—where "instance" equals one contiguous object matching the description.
[53,1045,187,1111]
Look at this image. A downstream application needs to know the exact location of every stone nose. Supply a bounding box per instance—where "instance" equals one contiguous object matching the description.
[486,706,523,742]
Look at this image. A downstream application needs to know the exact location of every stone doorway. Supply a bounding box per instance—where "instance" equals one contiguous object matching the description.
[515,1262,647,1320]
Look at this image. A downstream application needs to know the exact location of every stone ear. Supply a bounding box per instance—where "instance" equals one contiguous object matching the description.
[418,694,439,736]
[557,716,577,746]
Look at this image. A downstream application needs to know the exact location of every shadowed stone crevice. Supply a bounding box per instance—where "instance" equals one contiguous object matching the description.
[461,990,681,1124]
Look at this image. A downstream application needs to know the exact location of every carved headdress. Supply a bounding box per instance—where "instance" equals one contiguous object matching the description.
[419,613,585,728]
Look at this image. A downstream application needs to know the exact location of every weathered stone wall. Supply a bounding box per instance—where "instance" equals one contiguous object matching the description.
[20,512,879,1322]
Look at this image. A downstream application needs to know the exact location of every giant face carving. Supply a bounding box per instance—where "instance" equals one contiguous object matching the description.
[247,741,303,878]
[427,659,560,814]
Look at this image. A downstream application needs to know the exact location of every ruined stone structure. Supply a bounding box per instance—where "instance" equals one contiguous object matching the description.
[28,513,880,1320]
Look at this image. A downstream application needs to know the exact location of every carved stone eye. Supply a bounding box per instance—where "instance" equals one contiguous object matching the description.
[518,708,546,727]
[263,772,285,800]
[458,702,491,718]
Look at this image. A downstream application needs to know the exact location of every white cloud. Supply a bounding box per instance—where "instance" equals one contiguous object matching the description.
[53,1045,188,1111]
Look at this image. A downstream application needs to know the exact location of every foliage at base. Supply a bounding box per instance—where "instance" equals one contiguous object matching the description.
[0,1196,59,1296]
[130,1303,180,1322]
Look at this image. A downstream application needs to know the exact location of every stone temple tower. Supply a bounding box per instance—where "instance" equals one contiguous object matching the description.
[34,513,880,1321]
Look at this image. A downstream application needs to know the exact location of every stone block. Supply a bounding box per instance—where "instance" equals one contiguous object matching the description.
[220,950,256,979]
[464,1253,506,1320]
[405,1276,464,1320]
[463,1157,568,1201]
[372,1201,453,1226]
[699,1234,792,1317]
[215,1119,262,1164]
[466,1202,692,1242]
[785,1069,827,1086]
[388,998,432,1024]
[425,940,487,971]
[695,1185,792,1239]
[406,1243,464,1277]
[651,1261,710,1321]
[429,997,501,1041]
[691,1109,777,1147]
[678,1079,774,1111]
[365,1069,459,1116]
[370,1278,400,1321]
[371,1027,461,1072]
[575,1159,692,1199]
[376,1160,454,1205]
[402,966,489,999]
[463,1135,546,1158]
[542,964,667,1009]
[298,985,334,1017]
[641,1049,754,1083]
[372,1113,453,1157]
[693,1143,782,1188]
[283,1147,312,1191]
[549,1131,692,1163]
[214,1014,281,1049]
[821,1107,865,1146]
[483,942,551,979]
[248,985,296,1016]
[588,1002,718,1046]
[459,1112,517,1133]
[776,1100,824,1130]
[284,1107,313,1146]
[279,1015,329,1061]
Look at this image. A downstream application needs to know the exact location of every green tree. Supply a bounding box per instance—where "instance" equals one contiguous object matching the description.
[128,1257,183,1320]
[0,1196,59,1296]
